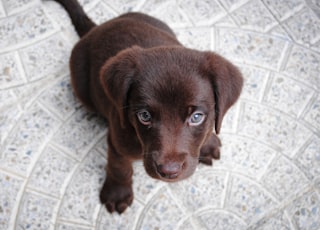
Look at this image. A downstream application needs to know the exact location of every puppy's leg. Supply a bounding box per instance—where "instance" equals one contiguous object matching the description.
[199,133,221,165]
[100,138,133,214]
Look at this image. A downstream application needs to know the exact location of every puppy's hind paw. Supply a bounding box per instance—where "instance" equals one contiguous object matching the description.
[199,134,221,166]
[199,146,220,165]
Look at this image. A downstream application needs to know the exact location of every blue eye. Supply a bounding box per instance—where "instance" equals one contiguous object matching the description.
[189,112,205,126]
[137,110,152,125]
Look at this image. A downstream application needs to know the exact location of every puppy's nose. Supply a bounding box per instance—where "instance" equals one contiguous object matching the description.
[157,162,183,179]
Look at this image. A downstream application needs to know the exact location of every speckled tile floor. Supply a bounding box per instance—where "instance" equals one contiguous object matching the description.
[1,0,320,229]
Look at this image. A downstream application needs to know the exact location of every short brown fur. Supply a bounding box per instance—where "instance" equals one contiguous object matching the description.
[53,0,243,214]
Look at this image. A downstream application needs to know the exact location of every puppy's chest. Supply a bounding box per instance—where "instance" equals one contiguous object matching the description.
[115,130,143,159]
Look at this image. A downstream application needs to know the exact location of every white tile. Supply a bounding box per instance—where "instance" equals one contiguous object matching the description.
[294,137,320,180]
[0,51,26,89]
[0,102,61,175]
[132,163,165,203]
[283,45,320,90]
[220,102,240,133]
[264,73,315,117]
[169,170,227,211]
[0,172,24,230]
[102,0,141,13]
[284,7,320,45]
[286,191,320,230]
[137,187,185,229]
[262,0,305,21]
[225,175,278,224]
[217,28,289,70]
[55,223,92,230]
[175,27,213,51]
[16,191,59,230]
[2,0,38,15]
[239,102,312,157]
[58,149,106,225]
[52,109,106,159]
[218,135,277,179]
[0,6,56,51]
[198,210,247,230]
[303,94,320,131]
[231,0,278,32]
[87,2,116,25]
[219,0,249,12]
[179,0,226,26]
[248,210,292,230]
[239,66,269,102]
[261,155,310,201]
[38,76,79,120]
[27,146,78,197]
[0,1,5,18]
[0,90,22,144]
[140,1,190,28]
[97,201,143,230]
[19,33,71,82]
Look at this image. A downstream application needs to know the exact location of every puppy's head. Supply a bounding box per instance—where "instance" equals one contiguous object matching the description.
[100,46,243,182]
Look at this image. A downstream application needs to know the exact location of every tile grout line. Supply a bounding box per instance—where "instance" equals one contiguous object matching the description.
[0,19,60,54]
[277,41,293,72]
[221,171,231,209]
[52,132,109,229]
[166,187,205,230]
[2,1,39,17]
[11,177,28,230]
[298,92,319,120]
[0,0,6,17]
[134,186,166,230]
[256,149,278,182]
[258,70,272,104]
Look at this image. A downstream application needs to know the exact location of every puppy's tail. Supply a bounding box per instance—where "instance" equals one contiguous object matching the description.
[52,0,96,37]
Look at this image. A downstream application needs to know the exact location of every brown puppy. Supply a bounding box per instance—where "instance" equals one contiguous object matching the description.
[52,0,243,214]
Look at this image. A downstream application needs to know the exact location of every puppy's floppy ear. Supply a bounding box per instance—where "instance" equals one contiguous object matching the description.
[202,52,243,134]
[100,46,142,128]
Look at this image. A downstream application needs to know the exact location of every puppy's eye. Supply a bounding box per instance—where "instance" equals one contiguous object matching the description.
[188,111,205,126]
[137,110,152,125]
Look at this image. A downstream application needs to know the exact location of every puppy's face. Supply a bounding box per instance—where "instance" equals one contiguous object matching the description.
[100,46,243,182]
[128,69,215,181]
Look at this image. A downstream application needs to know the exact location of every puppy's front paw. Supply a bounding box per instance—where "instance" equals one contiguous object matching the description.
[100,178,133,214]
[199,134,221,165]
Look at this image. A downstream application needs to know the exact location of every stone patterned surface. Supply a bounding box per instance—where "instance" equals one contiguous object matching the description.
[0,0,319,229]
[264,73,315,117]
[231,0,278,32]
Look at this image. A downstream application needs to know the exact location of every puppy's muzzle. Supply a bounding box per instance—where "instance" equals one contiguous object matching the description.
[156,161,185,179]
[152,151,187,180]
